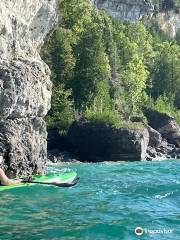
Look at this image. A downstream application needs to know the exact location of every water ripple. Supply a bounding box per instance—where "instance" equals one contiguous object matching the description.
[0,159,180,240]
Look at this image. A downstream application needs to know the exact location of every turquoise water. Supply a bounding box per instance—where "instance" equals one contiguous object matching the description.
[0,160,180,240]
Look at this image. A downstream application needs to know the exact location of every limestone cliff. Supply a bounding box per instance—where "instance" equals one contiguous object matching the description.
[92,0,180,37]
[67,120,149,162]
[0,0,57,177]
[157,10,180,38]
[92,0,154,22]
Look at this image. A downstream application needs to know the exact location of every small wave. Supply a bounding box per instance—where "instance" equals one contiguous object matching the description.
[172,180,180,184]
[46,166,74,174]
[154,192,174,199]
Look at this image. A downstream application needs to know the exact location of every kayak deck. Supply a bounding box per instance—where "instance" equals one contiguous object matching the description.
[0,171,77,191]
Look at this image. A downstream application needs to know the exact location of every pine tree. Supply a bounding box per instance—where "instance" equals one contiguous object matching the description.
[70,23,111,110]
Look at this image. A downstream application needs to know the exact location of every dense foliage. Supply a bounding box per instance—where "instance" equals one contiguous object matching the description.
[41,0,180,132]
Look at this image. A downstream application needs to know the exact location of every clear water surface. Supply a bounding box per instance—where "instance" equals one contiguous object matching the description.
[0,160,180,240]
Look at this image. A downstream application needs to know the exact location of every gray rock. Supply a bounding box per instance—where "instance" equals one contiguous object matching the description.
[0,0,57,176]
[146,125,162,147]
[48,149,72,163]
[67,120,149,161]
[156,10,180,38]
[146,147,157,158]
[169,147,180,159]
[0,118,47,177]
[0,59,52,118]
[92,1,180,38]
[160,121,180,147]
[159,141,174,153]
[146,139,180,161]
[0,0,57,58]
[144,109,180,147]
[146,146,167,161]
[92,0,154,22]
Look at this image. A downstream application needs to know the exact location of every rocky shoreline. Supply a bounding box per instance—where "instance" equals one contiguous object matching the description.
[48,110,180,163]
[0,0,179,177]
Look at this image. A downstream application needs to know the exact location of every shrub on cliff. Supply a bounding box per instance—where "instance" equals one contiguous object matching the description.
[85,108,144,130]
[85,108,121,128]
[144,94,180,124]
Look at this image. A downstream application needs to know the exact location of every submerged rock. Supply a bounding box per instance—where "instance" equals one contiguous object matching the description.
[0,0,57,177]
[67,120,149,162]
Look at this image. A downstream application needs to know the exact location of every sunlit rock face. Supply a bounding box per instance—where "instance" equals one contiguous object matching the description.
[157,10,180,38]
[92,0,154,22]
[0,0,57,177]
[92,0,180,37]
[0,0,57,59]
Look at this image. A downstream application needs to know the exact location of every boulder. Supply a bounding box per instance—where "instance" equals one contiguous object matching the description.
[146,125,162,147]
[146,140,180,161]
[67,120,149,161]
[169,148,180,159]
[144,109,180,147]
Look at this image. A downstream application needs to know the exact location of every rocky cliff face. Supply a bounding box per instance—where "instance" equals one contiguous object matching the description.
[92,0,180,37]
[0,0,57,177]
[66,117,179,162]
[157,10,180,38]
[67,120,149,162]
[92,0,154,22]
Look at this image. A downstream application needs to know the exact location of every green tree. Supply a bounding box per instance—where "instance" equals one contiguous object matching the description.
[42,27,76,85]
[121,55,149,117]
[59,0,93,36]
[70,23,111,110]
[110,21,152,118]
[46,85,74,134]
[151,42,180,108]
